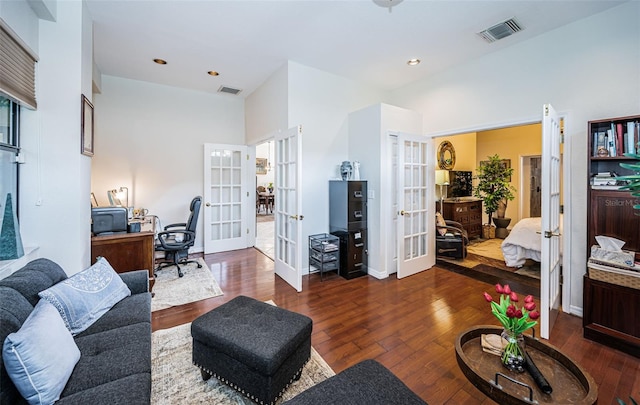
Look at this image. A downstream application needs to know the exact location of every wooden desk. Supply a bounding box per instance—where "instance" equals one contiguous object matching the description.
[91,231,155,291]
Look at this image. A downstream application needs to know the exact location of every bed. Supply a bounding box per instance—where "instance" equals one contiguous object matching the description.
[501,216,563,268]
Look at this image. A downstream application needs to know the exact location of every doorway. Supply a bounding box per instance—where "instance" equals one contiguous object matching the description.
[255,140,275,259]
[435,122,549,287]
[521,155,542,217]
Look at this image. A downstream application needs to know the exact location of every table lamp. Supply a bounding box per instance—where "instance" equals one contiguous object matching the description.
[435,170,450,213]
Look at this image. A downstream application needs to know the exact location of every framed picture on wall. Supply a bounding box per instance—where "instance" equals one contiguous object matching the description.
[256,158,267,175]
[81,94,94,156]
[480,158,511,181]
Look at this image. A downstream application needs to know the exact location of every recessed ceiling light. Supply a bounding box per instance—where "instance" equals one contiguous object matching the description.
[153,58,167,65]
[207,71,220,76]
[407,58,421,66]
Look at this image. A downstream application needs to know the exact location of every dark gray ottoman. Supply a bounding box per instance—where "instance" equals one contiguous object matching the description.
[191,296,312,405]
[282,359,428,404]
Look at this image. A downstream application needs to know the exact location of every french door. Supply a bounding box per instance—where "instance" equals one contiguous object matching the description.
[203,144,250,253]
[396,133,435,278]
[540,104,562,339]
[273,126,303,292]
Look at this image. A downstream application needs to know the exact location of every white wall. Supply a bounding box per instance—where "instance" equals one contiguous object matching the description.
[388,1,640,313]
[4,0,94,275]
[286,62,387,274]
[91,75,245,252]
[0,0,40,54]
[348,103,425,279]
[245,64,288,145]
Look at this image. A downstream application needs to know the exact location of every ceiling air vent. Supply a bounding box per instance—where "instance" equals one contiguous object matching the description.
[218,86,242,95]
[477,18,523,43]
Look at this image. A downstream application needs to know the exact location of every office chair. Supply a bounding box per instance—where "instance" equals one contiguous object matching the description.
[435,212,469,259]
[155,196,202,277]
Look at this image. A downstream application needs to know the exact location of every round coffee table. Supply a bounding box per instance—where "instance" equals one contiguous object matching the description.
[455,326,598,405]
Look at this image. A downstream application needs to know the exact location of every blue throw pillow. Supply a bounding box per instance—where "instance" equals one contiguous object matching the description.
[3,300,81,405]
[38,257,131,335]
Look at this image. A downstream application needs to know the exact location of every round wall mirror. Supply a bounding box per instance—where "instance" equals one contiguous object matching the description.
[438,141,456,170]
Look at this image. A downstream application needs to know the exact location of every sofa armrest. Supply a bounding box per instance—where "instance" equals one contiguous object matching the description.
[118,270,149,294]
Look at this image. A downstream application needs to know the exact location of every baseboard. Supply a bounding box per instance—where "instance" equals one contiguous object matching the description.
[367,266,388,279]
[568,305,583,318]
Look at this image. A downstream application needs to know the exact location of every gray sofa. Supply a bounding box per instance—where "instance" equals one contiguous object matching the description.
[0,258,152,404]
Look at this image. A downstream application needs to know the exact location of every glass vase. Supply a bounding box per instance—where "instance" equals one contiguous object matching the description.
[501,329,526,373]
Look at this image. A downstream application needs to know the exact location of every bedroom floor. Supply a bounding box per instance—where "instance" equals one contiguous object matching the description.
[436,237,541,297]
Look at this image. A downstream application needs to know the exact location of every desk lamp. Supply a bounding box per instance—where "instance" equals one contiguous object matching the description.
[116,186,132,219]
[435,170,450,213]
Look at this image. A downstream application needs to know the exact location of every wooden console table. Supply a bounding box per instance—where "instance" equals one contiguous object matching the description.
[455,326,597,405]
[91,231,155,291]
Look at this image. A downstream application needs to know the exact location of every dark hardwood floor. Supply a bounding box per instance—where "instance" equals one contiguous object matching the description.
[152,248,640,404]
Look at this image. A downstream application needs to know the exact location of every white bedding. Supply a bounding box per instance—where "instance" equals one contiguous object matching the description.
[501,217,542,267]
[502,214,562,267]
[501,217,563,268]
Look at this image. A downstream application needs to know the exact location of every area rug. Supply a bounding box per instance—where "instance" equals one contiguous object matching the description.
[467,238,506,261]
[151,323,335,404]
[152,258,223,312]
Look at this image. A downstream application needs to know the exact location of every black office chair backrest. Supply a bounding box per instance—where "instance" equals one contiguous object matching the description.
[186,196,202,234]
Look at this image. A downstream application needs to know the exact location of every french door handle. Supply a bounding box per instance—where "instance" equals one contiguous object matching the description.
[400,210,405,216]
[290,214,304,220]
[543,230,561,238]
[205,202,211,207]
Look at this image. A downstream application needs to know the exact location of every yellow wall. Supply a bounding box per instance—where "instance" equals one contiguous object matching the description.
[435,132,476,201]
[475,123,542,223]
[436,123,543,225]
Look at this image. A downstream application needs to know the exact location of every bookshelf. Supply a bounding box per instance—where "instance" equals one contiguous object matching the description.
[587,114,640,255]
[584,114,640,358]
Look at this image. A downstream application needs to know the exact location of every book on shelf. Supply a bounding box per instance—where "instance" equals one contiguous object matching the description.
[627,121,636,155]
[591,121,640,157]
[616,123,624,156]
[593,131,607,156]
[607,128,617,156]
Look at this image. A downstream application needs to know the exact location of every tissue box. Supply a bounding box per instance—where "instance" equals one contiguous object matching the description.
[590,245,635,268]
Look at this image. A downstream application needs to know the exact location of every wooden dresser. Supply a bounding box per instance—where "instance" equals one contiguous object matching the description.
[442,199,482,239]
[91,231,155,291]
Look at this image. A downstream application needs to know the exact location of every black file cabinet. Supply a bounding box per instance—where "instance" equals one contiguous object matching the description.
[329,180,367,279]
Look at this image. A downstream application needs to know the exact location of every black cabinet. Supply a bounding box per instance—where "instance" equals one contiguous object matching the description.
[330,180,367,279]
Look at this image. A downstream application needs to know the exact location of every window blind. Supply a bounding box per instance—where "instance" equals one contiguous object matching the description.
[0,21,37,110]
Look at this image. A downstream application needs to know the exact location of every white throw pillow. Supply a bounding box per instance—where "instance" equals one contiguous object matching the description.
[3,300,81,405]
[39,257,131,335]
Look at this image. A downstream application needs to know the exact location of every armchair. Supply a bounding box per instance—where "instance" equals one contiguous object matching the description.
[155,196,202,277]
[435,213,469,259]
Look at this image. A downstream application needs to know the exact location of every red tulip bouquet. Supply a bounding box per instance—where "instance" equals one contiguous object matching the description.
[483,283,539,371]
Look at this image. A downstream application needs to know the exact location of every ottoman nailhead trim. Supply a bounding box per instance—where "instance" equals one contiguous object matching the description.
[193,359,309,405]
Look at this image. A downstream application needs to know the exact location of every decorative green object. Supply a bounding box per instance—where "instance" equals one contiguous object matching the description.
[618,152,640,215]
[0,193,24,260]
[474,154,516,224]
[616,396,638,405]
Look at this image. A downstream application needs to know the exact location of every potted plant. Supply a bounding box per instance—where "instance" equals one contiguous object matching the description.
[619,151,640,215]
[474,154,516,238]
